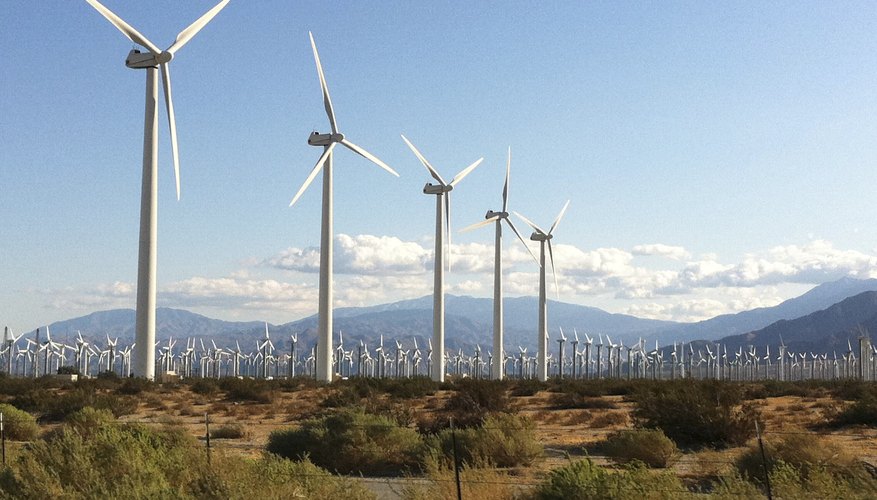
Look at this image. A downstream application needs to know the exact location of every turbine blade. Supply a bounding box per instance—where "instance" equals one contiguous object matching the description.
[290,143,336,207]
[340,139,399,176]
[513,211,546,235]
[85,0,160,54]
[502,147,511,213]
[548,240,559,298]
[401,135,446,185]
[309,32,338,134]
[460,216,499,233]
[505,219,540,265]
[548,200,570,235]
[449,157,483,187]
[167,0,230,55]
[160,63,181,200]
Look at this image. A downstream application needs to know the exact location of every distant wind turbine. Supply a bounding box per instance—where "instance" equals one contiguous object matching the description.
[85,0,230,379]
[289,33,399,383]
[515,200,570,381]
[402,135,482,382]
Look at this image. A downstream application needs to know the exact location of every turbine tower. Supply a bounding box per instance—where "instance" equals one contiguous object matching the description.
[402,135,482,382]
[515,200,570,381]
[289,33,399,383]
[85,0,230,379]
[461,148,537,380]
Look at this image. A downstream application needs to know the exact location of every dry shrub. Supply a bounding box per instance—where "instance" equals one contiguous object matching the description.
[404,465,517,500]
[532,458,685,500]
[736,432,860,483]
[424,412,542,469]
[632,380,760,449]
[596,428,678,468]
[566,410,593,425]
[211,423,247,440]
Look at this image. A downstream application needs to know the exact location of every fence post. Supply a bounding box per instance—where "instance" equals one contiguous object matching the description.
[205,413,211,465]
[450,417,462,500]
[755,420,772,500]
[1,412,5,466]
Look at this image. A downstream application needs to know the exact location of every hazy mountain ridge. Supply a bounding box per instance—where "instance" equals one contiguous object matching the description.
[26,277,877,353]
[710,290,877,354]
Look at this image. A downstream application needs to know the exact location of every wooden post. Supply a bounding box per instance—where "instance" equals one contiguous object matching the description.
[450,417,462,500]
[205,413,211,465]
[755,420,772,500]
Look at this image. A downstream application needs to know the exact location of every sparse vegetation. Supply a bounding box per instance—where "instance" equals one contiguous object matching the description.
[266,408,423,475]
[0,404,40,441]
[632,380,760,448]
[596,428,678,468]
[531,458,686,500]
[424,412,542,468]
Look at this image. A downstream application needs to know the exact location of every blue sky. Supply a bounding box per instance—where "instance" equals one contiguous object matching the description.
[3,1,877,331]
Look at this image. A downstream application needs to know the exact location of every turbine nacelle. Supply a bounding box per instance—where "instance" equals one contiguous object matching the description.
[124,49,173,68]
[423,183,452,195]
[529,231,552,242]
[485,210,509,220]
[307,131,345,146]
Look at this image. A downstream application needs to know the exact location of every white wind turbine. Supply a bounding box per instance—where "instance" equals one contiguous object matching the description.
[461,148,538,380]
[401,135,483,382]
[289,33,399,383]
[85,0,230,380]
[515,200,570,382]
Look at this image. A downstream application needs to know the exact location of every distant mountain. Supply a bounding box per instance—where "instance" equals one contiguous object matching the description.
[29,277,877,353]
[653,277,877,342]
[36,308,265,346]
[32,296,676,352]
[712,290,877,354]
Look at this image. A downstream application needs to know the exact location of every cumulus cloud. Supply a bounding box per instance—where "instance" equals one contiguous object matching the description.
[265,234,432,275]
[631,244,691,260]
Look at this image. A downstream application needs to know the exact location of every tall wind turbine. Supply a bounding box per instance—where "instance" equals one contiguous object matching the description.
[85,0,229,380]
[289,33,399,382]
[401,135,482,382]
[515,200,570,381]
[461,148,538,380]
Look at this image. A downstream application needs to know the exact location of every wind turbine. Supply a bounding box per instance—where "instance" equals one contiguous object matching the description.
[401,135,483,382]
[515,200,570,381]
[85,0,230,380]
[461,148,538,380]
[289,33,399,383]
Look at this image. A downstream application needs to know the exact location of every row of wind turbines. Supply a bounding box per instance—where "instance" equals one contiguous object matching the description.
[4,324,875,384]
[82,0,571,382]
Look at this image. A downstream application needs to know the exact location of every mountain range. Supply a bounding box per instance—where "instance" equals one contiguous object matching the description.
[28,277,877,354]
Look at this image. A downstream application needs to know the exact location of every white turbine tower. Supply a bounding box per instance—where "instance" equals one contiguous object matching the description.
[515,200,570,381]
[401,135,483,382]
[85,0,229,380]
[289,33,399,383]
[461,148,538,380]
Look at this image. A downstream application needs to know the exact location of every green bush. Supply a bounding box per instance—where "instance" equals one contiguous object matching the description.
[0,419,217,498]
[13,387,138,422]
[266,408,424,475]
[189,378,220,396]
[632,380,760,449]
[116,377,154,395]
[532,458,685,500]
[510,378,546,397]
[736,432,862,484]
[219,377,273,403]
[424,413,542,468]
[440,378,512,429]
[597,428,678,468]
[551,392,617,410]
[0,409,376,500]
[831,394,877,427]
[0,404,40,441]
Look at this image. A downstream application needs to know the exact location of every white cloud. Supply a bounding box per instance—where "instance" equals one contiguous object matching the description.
[632,244,691,260]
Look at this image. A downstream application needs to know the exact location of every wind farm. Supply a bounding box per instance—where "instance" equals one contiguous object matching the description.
[5,2,877,496]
